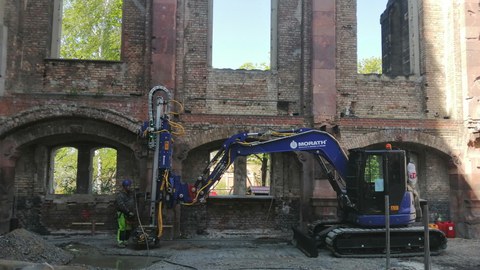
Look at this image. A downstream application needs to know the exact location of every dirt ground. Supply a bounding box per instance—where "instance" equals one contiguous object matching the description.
[1,228,480,270]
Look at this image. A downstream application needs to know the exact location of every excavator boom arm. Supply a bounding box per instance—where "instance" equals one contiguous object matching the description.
[192,129,349,203]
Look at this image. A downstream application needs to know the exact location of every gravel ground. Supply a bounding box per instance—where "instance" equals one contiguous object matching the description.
[0,229,73,264]
[1,229,479,270]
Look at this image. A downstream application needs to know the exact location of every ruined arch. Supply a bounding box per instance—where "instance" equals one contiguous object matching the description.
[178,126,302,194]
[1,113,145,190]
[0,108,148,233]
[342,129,453,157]
[3,117,139,152]
[342,128,464,231]
[0,105,140,139]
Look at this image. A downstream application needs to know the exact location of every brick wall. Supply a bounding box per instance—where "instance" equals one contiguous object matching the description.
[178,0,306,117]
[340,75,426,119]
[41,195,117,231]
[335,0,358,124]
[4,0,148,96]
[276,0,304,114]
[43,60,129,95]
[421,0,462,120]
[1,0,480,238]
[180,198,300,236]
[421,149,451,220]
[206,70,278,115]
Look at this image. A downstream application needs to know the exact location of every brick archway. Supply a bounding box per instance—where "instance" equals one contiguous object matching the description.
[0,108,146,234]
[341,129,480,237]
[0,105,140,138]
[0,112,144,192]
[182,128,455,157]
[342,129,454,157]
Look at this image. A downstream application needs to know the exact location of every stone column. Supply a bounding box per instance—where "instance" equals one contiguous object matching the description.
[0,0,6,95]
[151,0,177,89]
[312,0,336,123]
[233,156,247,195]
[76,145,91,194]
[298,153,314,224]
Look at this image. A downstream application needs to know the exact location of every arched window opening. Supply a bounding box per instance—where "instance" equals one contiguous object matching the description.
[209,151,271,196]
[50,145,118,195]
[52,146,78,194]
[91,147,117,194]
[246,153,271,195]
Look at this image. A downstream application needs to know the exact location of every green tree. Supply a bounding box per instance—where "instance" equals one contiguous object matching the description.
[92,148,117,194]
[358,57,382,74]
[364,155,382,183]
[53,147,78,194]
[60,0,122,60]
[247,154,270,186]
[239,62,270,71]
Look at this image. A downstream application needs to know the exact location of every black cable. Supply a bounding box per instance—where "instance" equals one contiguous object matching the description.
[161,259,198,269]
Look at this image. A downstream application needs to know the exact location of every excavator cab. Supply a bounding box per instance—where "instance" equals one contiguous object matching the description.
[346,149,415,227]
[313,148,447,258]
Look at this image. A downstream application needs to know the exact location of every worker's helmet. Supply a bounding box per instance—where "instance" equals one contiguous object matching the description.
[122,179,132,187]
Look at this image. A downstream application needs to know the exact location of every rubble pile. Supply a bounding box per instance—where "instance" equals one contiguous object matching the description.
[0,229,73,264]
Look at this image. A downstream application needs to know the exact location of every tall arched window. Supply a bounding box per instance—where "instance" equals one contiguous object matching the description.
[49,145,117,195]
[91,147,117,194]
[51,146,78,194]
[209,151,271,196]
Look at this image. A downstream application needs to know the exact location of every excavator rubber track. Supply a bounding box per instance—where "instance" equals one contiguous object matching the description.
[324,226,447,258]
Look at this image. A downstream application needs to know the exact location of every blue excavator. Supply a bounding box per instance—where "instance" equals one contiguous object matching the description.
[134,86,447,257]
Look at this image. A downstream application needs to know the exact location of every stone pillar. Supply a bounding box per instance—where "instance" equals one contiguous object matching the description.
[151,0,177,89]
[133,141,149,194]
[0,0,6,95]
[271,153,284,197]
[233,156,247,195]
[298,153,314,223]
[312,0,336,123]
[33,145,49,194]
[0,139,19,233]
[116,147,132,184]
[464,0,480,120]
[76,145,91,194]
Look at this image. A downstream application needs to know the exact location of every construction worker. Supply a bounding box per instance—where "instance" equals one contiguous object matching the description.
[407,159,422,221]
[115,179,135,248]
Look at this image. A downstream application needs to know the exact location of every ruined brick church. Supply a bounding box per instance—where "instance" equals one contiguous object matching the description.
[1,0,479,239]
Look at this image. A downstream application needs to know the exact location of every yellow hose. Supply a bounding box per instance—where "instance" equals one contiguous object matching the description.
[157,171,168,237]
[157,201,163,237]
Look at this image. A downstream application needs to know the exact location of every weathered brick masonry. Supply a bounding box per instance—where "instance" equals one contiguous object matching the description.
[0,0,479,239]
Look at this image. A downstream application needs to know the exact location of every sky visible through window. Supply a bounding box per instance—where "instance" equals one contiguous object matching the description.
[357,0,389,61]
[213,0,389,68]
[212,0,270,69]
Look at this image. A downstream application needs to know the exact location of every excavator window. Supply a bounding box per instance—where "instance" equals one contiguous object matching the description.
[360,153,385,214]
[364,154,384,192]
